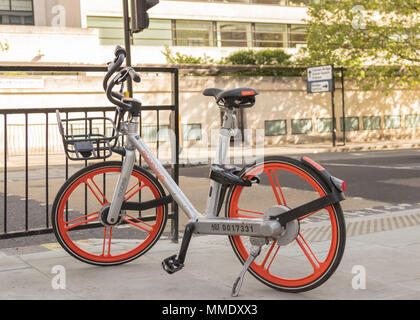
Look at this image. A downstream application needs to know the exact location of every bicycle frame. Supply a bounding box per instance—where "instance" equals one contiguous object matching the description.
[106,110,283,239]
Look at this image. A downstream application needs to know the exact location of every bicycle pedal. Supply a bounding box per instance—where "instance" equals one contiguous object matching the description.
[162,254,184,274]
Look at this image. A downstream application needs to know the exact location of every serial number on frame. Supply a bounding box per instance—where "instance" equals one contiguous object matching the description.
[211,223,255,233]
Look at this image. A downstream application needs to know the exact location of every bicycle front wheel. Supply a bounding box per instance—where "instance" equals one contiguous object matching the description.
[52,161,168,266]
[225,156,346,293]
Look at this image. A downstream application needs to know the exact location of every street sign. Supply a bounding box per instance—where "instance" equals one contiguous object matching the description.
[306,65,337,146]
[309,81,330,93]
[307,65,334,94]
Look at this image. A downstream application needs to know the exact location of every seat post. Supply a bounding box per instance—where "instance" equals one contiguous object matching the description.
[205,107,236,217]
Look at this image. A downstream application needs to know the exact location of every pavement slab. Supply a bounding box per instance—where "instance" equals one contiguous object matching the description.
[0,220,419,300]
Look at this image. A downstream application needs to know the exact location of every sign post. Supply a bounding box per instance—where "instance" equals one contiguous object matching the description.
[307,65,336,147]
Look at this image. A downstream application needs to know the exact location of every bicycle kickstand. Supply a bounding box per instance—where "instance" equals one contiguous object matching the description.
[231,238,267,297]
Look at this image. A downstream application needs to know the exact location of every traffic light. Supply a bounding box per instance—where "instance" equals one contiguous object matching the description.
[131,0,159,33]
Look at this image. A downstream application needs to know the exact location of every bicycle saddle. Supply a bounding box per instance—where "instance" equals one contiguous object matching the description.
[203,87,259,109]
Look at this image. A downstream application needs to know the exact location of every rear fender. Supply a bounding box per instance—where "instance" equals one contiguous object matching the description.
[300,156,346,195]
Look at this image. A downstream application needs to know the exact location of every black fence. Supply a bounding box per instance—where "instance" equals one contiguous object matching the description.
[0,65,180,242]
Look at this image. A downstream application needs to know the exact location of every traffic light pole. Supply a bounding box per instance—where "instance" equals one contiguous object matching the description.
[122,0,133,97]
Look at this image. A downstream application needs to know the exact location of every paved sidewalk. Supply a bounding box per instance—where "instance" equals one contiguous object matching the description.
[1,209,420,300]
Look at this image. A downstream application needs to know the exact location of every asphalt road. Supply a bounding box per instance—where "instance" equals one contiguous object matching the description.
[1,148,420,248]
[179,148,420,204]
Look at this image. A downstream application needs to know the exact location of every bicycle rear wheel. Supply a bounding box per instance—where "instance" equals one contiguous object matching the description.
[225,156,346,292]
[52,161,168,266]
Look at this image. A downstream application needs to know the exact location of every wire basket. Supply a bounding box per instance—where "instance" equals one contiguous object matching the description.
[56,111,120,161]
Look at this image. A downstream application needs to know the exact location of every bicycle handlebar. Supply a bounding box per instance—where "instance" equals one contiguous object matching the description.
[103,45,142,113]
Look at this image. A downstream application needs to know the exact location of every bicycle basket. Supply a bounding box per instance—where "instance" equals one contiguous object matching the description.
[56,111,120,161]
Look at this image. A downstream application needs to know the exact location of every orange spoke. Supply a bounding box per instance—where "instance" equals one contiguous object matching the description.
[89,178,109,204]
[65,212,99,230]
[261,241,277,268]
[107,227,113,257]
[122,218,152,233]
[85,179,106,205]
[65,211,99,225]
[101,227,107,256]
[267,244,281,271]
[273,171,287,206]
[125,214,154,228]
[267,170,282,205]
[237,208,264,215]
[296,233,321,271]
[125,184,146,201]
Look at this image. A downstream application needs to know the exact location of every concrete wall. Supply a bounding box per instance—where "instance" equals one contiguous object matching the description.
[0,73,419,156]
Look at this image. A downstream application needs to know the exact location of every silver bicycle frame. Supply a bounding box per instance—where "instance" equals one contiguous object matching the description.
[106,111,282,239]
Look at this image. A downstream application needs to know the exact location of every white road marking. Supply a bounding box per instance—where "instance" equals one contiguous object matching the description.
[325,163,420,170]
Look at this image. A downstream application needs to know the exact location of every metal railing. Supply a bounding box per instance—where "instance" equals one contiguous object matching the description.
[0,65,180,242]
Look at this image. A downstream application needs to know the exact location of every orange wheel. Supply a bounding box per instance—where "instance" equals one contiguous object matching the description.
[52,161,168,266]
[226,156,346,292]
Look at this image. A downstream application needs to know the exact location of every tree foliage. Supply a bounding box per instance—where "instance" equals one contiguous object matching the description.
[162,46,215,64]
[296,0,420,90]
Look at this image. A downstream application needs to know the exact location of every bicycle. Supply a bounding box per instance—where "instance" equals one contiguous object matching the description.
[52,46,347,297]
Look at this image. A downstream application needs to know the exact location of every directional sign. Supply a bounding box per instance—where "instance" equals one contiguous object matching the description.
[306,65,337,147]
[307,65,334,94]
[310,81,330,93]
[307,65,333,82]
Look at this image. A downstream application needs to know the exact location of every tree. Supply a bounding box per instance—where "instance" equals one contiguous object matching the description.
[296,0,419,90]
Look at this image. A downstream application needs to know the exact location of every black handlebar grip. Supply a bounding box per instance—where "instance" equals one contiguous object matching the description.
[127,68,141,83]
[114,45,126,58]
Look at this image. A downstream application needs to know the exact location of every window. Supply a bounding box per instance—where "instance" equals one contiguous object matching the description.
[289,24,308,48]
[182,124,202,141]
[265,120,287,136]
[254,23,287,48]
[165,0,312,6]
[384,116,401,129]
[292,119,312,134]
[341,117,359,131]
[317,118,333,133]
[87,16,307,49]
[0,0,33,25]
[142,125,169,143]
[87,17,172,46]
[133,19,172,46]
[218,22,251,47]
[405,115,420,128]
[175,20,215,46]
[363,116,381,130]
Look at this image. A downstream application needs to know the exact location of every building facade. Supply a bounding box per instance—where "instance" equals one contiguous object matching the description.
[1,0,419,156]
[0,0,310,64]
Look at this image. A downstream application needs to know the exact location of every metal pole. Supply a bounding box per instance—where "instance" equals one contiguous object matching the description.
[123,0,133,98]
[171,69,180,243]
[341,67,346,146]
[331,66,336,147]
